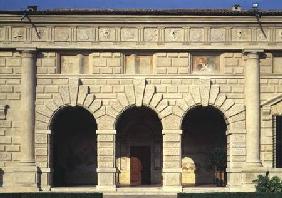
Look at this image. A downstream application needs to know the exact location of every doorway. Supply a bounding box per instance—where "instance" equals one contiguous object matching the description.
[130,146,151,185]
[115,106,162,186]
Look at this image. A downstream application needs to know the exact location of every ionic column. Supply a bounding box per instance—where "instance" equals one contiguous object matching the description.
[162,130,182,191]
[96,130,116,191]
[243,49,263,167]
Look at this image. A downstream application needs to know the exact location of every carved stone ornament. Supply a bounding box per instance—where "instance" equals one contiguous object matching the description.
[99,28,113,41]
[77,28,92,41]
[232,28,251,41]
[121,28,137,41]
[144,28,158,42]
[190,28,204,42]
[211,29,225,42]
[54,28,70,41]
[12,28,25,41]
[165,28,183,42]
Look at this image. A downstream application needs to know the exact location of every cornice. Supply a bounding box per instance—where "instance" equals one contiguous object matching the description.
[1,14,282,24]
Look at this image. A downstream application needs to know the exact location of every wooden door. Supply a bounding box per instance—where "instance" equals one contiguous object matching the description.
[130,146,151,185]
[130,156,142,185]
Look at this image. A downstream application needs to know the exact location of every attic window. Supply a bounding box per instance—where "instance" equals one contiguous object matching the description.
[60,53,89,74]
[125,54,153,74]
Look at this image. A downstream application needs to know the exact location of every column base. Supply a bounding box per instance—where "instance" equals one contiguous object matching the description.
[13,162,39,191]
[97,168,116,191]
[162,168,182,191]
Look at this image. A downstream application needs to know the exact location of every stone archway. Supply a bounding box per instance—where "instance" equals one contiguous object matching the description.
[170,79,245,187]
[181,105,227,186]
[35,77,105,188]
[50,105,98,187]
[115,106,163,186]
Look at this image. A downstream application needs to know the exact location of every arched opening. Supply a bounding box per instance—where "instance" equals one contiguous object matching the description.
[181,106,227,187]
[115,106,162,186]
[50,106,97,187]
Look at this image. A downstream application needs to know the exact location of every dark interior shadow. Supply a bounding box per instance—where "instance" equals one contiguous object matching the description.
[50,106,97,187]
[182,106,227,186]
[0,168,3,187]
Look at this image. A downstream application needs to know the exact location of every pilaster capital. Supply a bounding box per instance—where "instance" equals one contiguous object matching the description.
[243,49,264,59]
[17,48,37,58]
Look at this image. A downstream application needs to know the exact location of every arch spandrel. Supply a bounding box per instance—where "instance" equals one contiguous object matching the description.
[175,81,245,130]
[108,79,172,127]
[35,77,104,130]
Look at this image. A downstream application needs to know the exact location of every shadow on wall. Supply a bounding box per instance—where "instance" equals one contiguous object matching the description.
[0,168,3,187]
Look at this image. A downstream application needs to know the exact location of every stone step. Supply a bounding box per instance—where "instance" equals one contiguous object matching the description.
[104,195,177,198]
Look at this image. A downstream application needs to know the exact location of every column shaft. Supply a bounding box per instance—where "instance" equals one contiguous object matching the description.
[244,49,263,166]
[20,49,36,164]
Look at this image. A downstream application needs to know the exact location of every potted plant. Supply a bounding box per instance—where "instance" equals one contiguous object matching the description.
[207,147,227,187]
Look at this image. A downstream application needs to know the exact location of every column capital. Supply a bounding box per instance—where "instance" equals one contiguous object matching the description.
[243,49,264,59]
[17,48,37,58]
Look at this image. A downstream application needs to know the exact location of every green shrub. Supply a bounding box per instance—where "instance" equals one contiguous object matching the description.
[178,192,282,198]
[253,171,282,192]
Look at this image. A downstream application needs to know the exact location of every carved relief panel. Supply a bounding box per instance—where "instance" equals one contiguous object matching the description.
[231,28,251,41]
[190,28,204,42]
[77,27,93,41]
[12,27,26,41]
[99,27,115,41]
[144,28,158,42]
[32,27,48,41]
[165,28,184,42]
[121,28,138,42]
[210,28,225,42]
[54,27,71,41]
[257,29,269,42]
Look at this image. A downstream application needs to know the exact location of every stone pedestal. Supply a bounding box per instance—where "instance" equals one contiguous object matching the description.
[96,130,116,191]
[243,49,263,167]
[162,130,182,191]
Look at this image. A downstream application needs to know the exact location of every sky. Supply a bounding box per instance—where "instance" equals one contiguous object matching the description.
[0,0,282,10]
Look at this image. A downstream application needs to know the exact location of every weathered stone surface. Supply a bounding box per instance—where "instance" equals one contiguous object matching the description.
[2,11,282,192]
